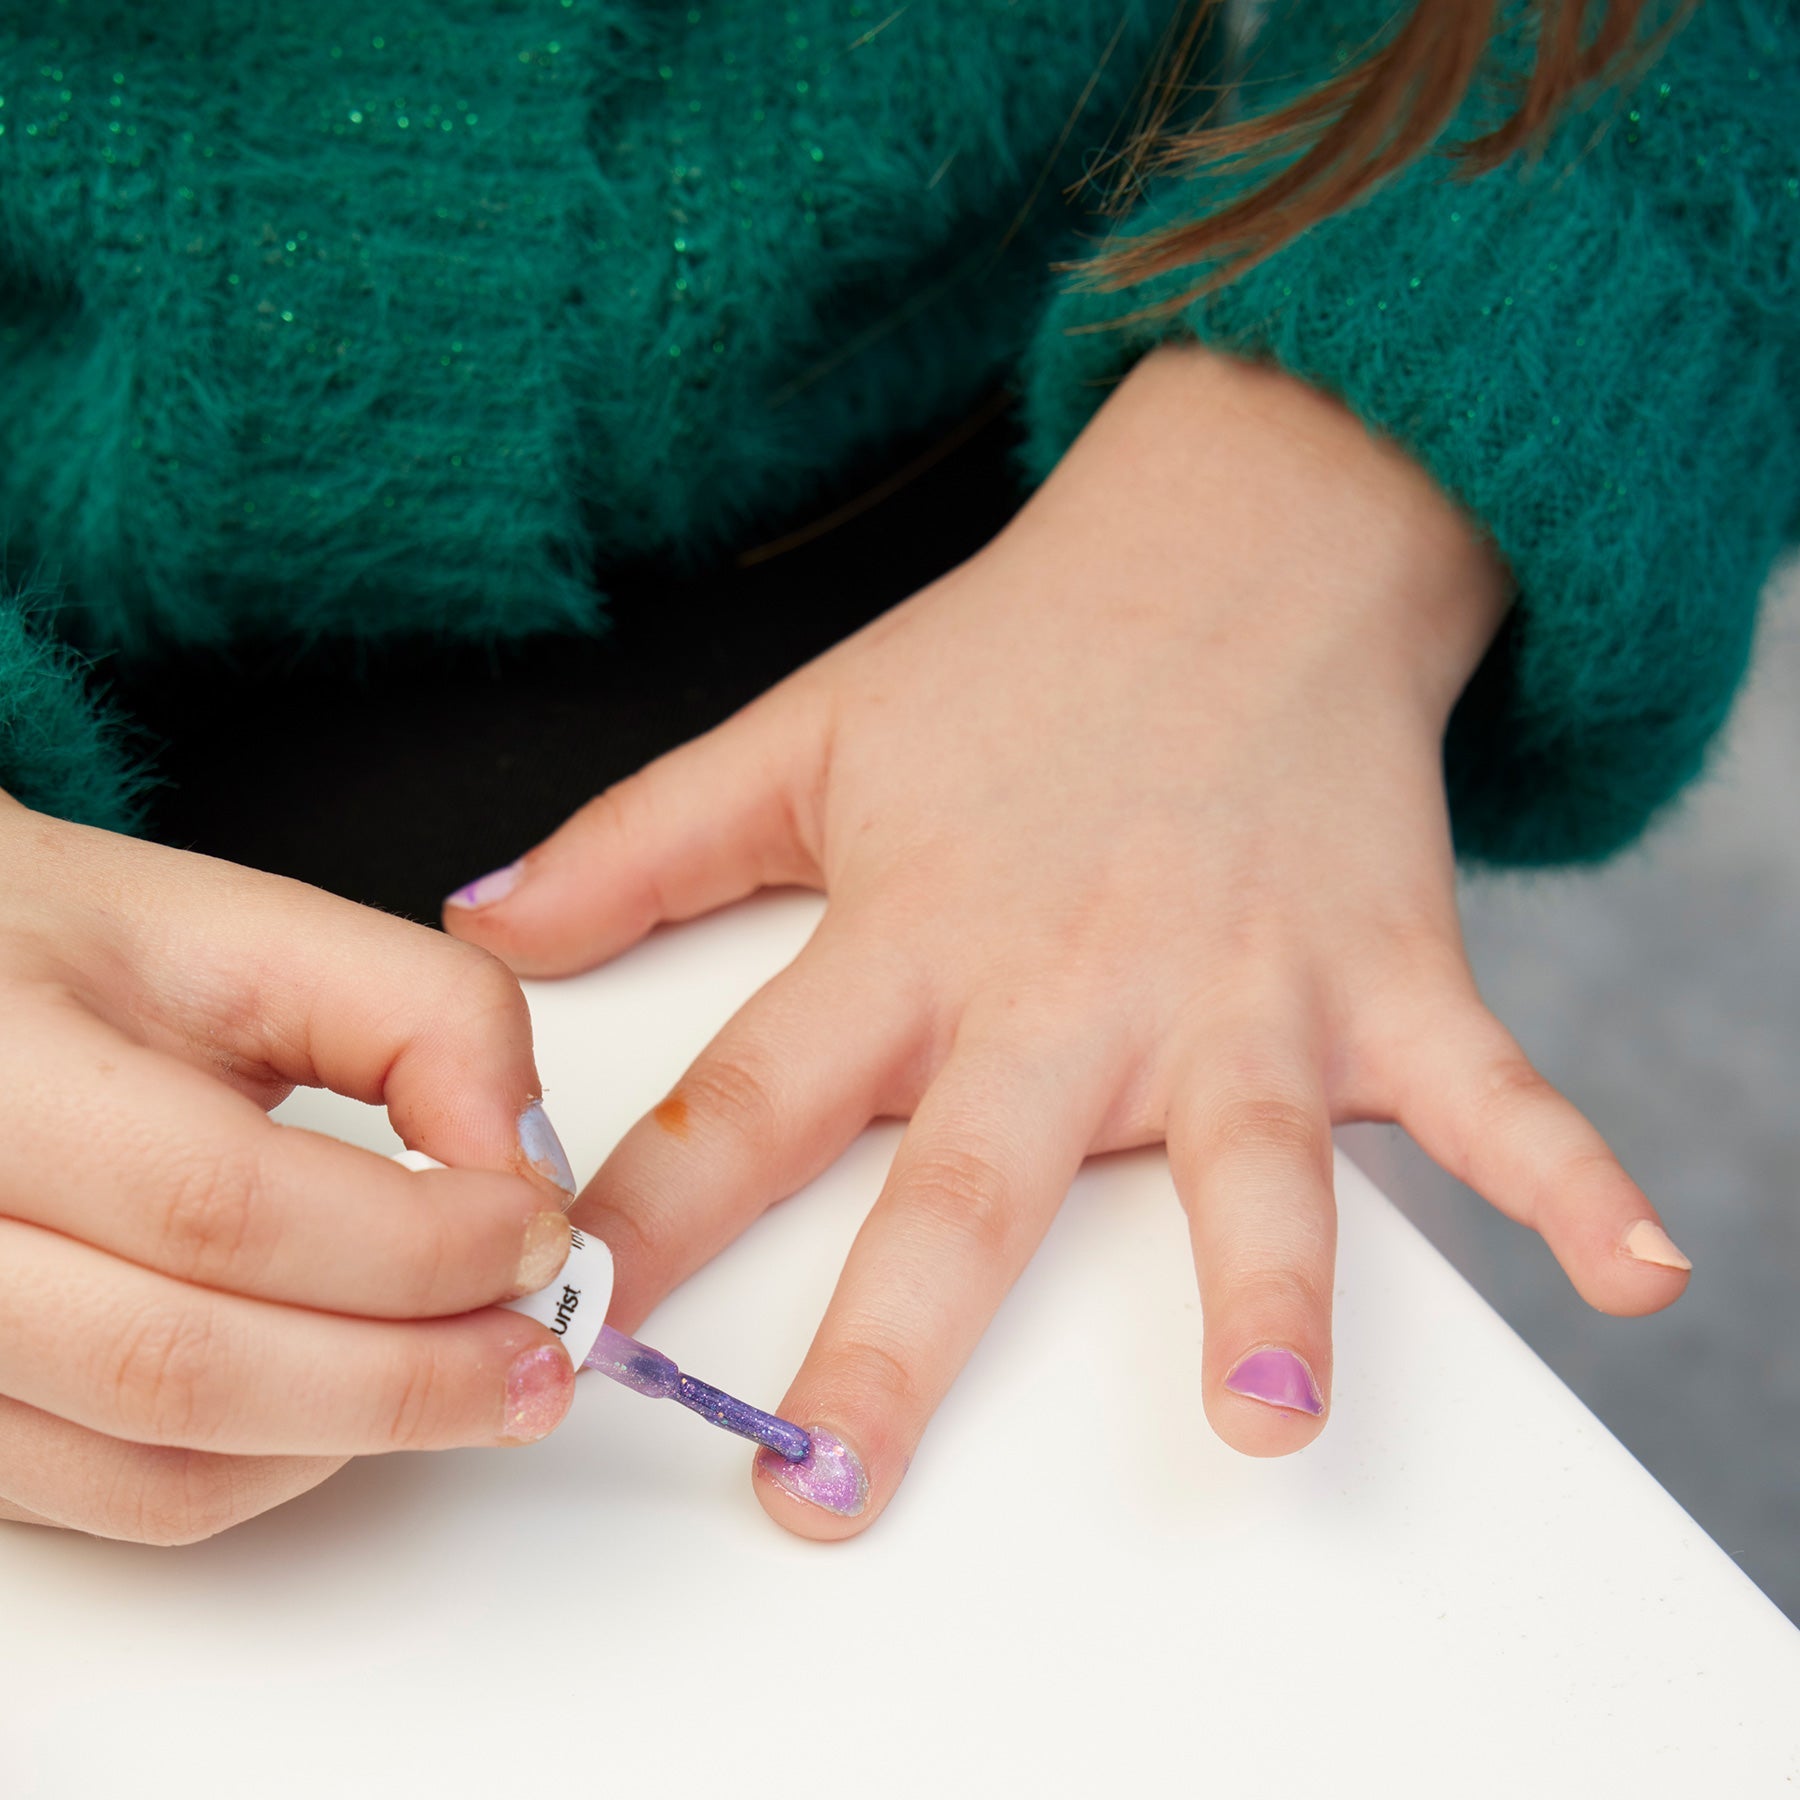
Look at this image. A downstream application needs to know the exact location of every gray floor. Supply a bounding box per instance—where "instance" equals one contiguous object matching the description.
[1340,555,1800,1623]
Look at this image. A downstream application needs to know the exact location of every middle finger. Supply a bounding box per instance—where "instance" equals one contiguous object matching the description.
[0,1217,576,1456]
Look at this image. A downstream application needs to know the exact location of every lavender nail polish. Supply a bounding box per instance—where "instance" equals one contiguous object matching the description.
[756,1427,869,1517]
[517,1102,577,1198]
[1224,1347,1324,1416]
[445,859,524,910]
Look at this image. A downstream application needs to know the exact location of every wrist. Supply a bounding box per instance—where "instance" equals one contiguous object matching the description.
[1022,341,1512,724]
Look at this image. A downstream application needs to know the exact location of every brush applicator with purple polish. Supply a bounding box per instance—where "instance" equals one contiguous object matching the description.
[585,1325,812,1464]
[389,1150,809,1466]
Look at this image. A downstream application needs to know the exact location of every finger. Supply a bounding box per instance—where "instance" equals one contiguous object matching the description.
[0,1501,63,1530]
[0,1393,344,1546]
[442,697,824,978]
[1391,997,1691,1316]
[0,1217,577,1455]
[1167,1039,1335,1459]
[0,996,574,1318]
[51,823,579,1203]
[753,1032,1107,1540]
[574,923,920,1329]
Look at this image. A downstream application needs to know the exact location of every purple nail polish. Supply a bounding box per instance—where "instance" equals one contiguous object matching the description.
[756,1426,869,1516]
[1224,1348,1324,1416]
[445,859,524,910]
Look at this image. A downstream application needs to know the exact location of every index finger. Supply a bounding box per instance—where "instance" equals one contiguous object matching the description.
[753,1034,1107,1538]
[1,996,573,1319]
[58,827,578,1203]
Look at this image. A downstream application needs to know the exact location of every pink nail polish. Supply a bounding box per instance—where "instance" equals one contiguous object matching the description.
[502,1345,574,1443]
[1224,1347,1324,1416]
[445,859,524,910]
[756,1426,869,1516]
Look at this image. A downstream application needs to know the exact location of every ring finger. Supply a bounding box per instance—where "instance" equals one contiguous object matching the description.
[0,1393,343,1546]
[1166,1021,1336,1457]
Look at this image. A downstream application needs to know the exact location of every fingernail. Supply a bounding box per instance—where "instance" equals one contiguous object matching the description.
[756,1425,869,1517]
[1224,1347,1324,1416]
[511,1212,572,1298]
[517,1101,577,1198]
[445,859,524,910]
[1622,1220,1692,1272]
[501,1344,574,1444]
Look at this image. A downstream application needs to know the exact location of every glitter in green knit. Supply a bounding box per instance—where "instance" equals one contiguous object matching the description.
[1,0,1795,863]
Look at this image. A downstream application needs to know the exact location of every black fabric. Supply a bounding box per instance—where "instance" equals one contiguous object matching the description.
[114,406,1026,923]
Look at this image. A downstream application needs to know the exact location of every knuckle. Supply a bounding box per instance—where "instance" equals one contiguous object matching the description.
[120,1450,243,1547]
[815,1334,924,1422]
[576,1181,668,1280]
[675,1051,783,1149]
[1206,1095,1326,1168]
[387,1210,454,1318]
[155,1139,265,1287]
[580,777,643,844]
[897,1142,1017,1263]
[446,942,531,1030]
[1475,1053,1557,1122]
[383,1348,449,1451]
[1535,1145,1631,1223]
[99,1305,225,1446]
[1214,1258,1333,1325]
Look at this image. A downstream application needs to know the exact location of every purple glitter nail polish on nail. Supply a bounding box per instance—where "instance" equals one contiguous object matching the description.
[757,1427,869,1517]
[1224,1347,1324,1416]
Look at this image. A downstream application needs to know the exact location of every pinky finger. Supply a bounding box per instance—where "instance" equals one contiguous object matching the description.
[0,1394,345,1546]
[1392,1000,1691,1316]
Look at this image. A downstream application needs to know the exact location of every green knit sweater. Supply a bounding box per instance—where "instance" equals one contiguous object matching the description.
[2,0,1795,863]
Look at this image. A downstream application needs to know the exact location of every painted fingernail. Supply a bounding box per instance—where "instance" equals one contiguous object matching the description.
[511,1212,572,1298]
[1224,1347,1324,1416]
[445,859,524,910]
[756,1426,869,1517]
[1622,1220,1692,1271]
[517,1102,577,1198]
[501,1344,575,1444]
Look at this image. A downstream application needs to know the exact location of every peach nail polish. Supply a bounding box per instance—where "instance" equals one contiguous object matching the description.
[512,1212,573,1298]
[1622,1220,1693,1271]
[502,1345,574,1443]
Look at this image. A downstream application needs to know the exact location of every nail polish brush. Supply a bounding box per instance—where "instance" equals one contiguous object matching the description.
[582,1325,811,1462]
[391,1149,811,1464]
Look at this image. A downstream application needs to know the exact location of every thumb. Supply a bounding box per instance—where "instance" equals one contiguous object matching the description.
[443,698,826,979]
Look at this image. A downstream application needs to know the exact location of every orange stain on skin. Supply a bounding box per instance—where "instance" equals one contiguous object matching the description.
[653,1093,691,1137]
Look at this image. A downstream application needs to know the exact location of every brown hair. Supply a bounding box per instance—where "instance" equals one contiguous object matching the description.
[1081,0,1666,304]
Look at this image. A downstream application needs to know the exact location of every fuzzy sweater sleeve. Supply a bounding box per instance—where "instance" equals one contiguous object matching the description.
[0,581,148,832]
[1021,0,1800,866]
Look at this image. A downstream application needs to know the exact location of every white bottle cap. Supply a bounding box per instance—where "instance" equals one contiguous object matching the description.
[389,1150,612,1370]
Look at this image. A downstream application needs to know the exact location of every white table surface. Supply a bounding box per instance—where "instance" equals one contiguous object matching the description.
[2,892,1795,1797]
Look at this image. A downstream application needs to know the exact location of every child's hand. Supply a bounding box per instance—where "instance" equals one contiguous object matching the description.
[0,805,581,1543]
[448,344,1692,1538]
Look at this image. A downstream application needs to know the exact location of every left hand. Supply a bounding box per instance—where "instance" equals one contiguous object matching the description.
[445,344,1690,1538]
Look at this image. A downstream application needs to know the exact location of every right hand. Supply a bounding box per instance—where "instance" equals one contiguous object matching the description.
[0,794,583,1545]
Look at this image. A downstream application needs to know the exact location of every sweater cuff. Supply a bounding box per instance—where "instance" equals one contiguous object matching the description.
[1020,10,1799,865]
[0,581,150,832]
